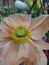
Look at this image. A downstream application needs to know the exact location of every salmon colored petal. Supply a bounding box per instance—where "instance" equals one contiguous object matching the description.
[0,21,13,45]
[15,41,47,65]
[30,15,49,40]
[33,40,49,50]
[29,40,47,65]
[0,40,20,65]
[36,49,47,65]
[15,43,31,65]
[0,19,13,34]
[2,17,16,29]
[0,30,11,46]
[0,31,11,46]
[0,25,12,33]
[0,40,47,65]
[14,43,37,65]
[9,14,31,28]
[1,14,31,29]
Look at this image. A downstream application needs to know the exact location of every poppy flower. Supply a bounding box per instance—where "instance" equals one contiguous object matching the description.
[0,14,49,65]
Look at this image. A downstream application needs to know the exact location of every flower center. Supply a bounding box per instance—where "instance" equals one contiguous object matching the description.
[16,28,26,37]
[12,26,31,44]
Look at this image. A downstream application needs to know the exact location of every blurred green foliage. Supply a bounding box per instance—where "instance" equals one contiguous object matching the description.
[0,0,42,20]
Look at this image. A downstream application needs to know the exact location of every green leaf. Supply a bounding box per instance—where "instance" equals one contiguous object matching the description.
[25,0,33,7]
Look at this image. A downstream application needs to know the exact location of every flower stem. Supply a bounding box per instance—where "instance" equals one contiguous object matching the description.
[28,0,37,14]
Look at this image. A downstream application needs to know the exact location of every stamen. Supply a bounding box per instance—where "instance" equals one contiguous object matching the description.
[12,26,31,44]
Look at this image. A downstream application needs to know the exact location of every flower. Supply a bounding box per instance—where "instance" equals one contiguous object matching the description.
[0,14,49,65]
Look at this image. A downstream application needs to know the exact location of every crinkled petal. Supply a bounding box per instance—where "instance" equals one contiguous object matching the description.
[15,41,47,65]
[0,40,20,65]
[33,40,49,50]
[36,49,47,65]
[0,30,11,45]
[3,14,31,29]
[0,40,47,65]
[14,42,37,65]
[29,40,47,65]
[0,20,13,43]
[0,19,13,33]
[30,15,49,40]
